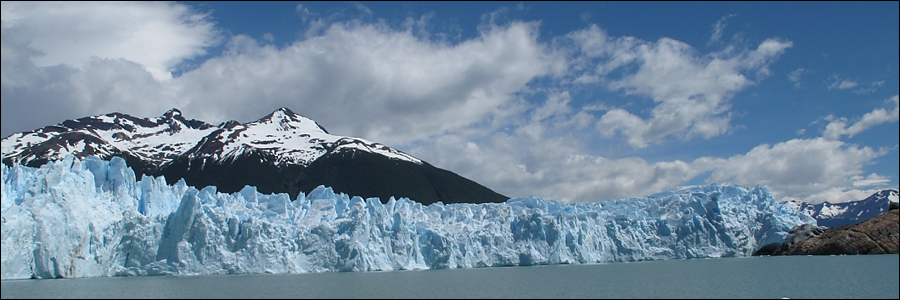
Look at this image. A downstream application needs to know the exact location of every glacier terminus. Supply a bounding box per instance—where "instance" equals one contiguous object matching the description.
[1,156,815,279]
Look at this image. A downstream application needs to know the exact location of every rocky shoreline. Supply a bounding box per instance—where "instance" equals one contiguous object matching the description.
[754,208,899,256]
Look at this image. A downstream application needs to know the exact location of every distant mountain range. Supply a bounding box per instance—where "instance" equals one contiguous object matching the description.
[1,108,508,205]
[788,189,899,228]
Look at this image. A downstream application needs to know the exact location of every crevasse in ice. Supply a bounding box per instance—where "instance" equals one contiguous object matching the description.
[1,156,814,279]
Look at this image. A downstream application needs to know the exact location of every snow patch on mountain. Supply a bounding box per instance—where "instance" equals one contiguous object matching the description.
[199,108,421,166]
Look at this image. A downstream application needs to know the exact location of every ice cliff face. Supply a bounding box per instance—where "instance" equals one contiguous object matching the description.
[1,156,815,279]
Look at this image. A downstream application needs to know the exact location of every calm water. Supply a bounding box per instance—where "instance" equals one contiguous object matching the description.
[2,255,898,299]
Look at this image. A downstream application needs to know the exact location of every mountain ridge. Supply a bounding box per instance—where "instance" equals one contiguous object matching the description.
[788,189,899,228]
[1,108,508,205]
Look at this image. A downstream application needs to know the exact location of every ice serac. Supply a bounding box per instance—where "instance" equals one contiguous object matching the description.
[1,156,815,279]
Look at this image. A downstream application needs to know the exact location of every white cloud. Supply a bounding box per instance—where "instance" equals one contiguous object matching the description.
[695,137,888,203]
[401,11,435,40]
[410,119,699,202]
[800,187,887,204]
[0,51,177,137]
[355,3,373,16]
[851,173,892,188]
[413,116,892,203]
[570,25,792,148]
[480,6,511,29]
[171,21,565,146]
[853,80,885,94]
[401,89,701,202]
[708,14,736,45]
[531,91,572,123]
[580,11,592,23]
[788,67,806,88]
[836,81,858,89]
[1,9,566,142]
[296,4,314,22]
[2,5,891,208]
[826,74,884,94]
[826,74,859,90]
[412,93,894,204]
[262,33,275,43]
[822,95,900,140]
[1,1,217,137]
[0,1,219,81]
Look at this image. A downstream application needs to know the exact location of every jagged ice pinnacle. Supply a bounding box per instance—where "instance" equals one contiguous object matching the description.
[1,156,814,279]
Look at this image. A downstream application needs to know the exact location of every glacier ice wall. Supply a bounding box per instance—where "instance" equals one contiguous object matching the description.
[1,156,815,279]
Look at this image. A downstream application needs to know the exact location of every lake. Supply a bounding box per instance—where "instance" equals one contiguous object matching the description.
[2,254,898,298]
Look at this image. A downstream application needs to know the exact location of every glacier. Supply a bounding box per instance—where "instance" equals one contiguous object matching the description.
[1,156,815,279]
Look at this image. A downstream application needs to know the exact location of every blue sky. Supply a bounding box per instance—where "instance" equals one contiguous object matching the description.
[2,1,897,203]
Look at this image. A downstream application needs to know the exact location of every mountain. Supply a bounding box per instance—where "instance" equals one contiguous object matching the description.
[1,108,508,205]
[2,108,216,169]
[788,189,899,228]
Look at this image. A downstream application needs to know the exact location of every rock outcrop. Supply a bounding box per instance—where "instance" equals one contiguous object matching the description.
[769,209,899,255]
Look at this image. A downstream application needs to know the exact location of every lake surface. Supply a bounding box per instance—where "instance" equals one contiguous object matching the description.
[2,255,898,299]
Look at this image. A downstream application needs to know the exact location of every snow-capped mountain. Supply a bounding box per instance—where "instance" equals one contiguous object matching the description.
[2,108,216,168]
[181,108,421,166]
[1,108,507,205]
[788,189,899,228]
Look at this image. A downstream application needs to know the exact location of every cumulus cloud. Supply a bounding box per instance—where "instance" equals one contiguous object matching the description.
[2,3,891,206]
[172,21,565,146]
[447,92,895,203]
[420,129,890,203]
[822,95,899,140]
[411,91,895,203]
[414,108,893,204]
[0,52,175,138]
[688,97,898,204]
[569,25,792,148]
[0,1,219,81]
[409,92,700,202]
[1,1,217,137]
[694,137,888,203]
[0,4,566,143]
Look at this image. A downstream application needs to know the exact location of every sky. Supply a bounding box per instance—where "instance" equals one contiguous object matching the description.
[1,1,898,204]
